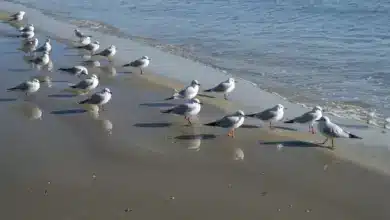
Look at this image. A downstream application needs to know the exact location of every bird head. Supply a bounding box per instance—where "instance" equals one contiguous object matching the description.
[191,80,200,86]
[19,11,26,16]
[236,110,245,117]
[316,116,330,122]
[142,56,150,60]
[313,106,323,112]
[90,74,98,80]
[94,41,100,45]
[45,38,50,43]
[276,104,286,111]
[228,77,236,83]
[110,45,116,50]
[103,88,112,94]
[32,78,40,84]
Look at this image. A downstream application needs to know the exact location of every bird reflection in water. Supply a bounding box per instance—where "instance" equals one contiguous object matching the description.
[233,148,244,161]
[19,102,43,120]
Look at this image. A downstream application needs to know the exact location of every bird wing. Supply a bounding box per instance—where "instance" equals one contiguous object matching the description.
[12,82,29,90]
[293,111,315,123]
[171,104,191,115]
[96,48,110,56]
[322,123,348,138]
[215,115,238,128]
[130,59,144,67]
[179,86,194,98]
[255,109,277,121]
[87,93,104,104]
[211,82,229,92]
[72,79,93,89]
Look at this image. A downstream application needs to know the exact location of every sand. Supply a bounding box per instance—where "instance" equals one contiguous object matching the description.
[0,13,390,220]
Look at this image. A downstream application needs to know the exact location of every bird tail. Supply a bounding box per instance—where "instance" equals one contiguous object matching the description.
[204,121,218,126]
[284,119,295,123]
[349,133,362,139]
[161,108,173,114]
[70,85,77,89]
[58,68,70,72]
[7,87,17,91]
[164,89,179,100]
[122,63,130,67]
[204,88,213,92]
[245,113,257,118]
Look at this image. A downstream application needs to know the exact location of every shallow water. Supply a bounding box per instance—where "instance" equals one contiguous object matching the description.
[5,0,390,122]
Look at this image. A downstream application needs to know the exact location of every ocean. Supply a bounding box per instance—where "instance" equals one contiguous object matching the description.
[3,0,390,122]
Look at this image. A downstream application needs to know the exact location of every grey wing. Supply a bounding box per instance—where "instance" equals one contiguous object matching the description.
[130,59,143,67]
[216,116,237,128]
[322,124,347,138]
[294,112,315,123]
[97,49,110,56]
[211,82,229,92]
[171,104,190,115]
[256,109,277,121]
[179,86,192,97]
[87,93,104,104]
[14,82,29,90]
[73,79,92,89]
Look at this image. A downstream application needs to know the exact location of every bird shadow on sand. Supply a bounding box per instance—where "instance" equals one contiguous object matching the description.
[8,68,31,72]
[51,108,87,115]
[140,102,176,108]
[48,94,78,98]
[273,126,298,131]
[175,134,217,140]
[134,122,172,128]
[241,124,260,129]
[197,94,216,98]
[259,140,322,148]
[0,98,18,102]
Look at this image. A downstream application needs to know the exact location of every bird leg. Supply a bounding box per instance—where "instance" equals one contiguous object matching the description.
[269,122,274,129]
[331,139,335,150]
[185,116,192,125]
[224,93,229,100]
[101,105,105,111]
[140,68,143,75]
[321,138,328,145]
[232,129,235,138]
[227,130,233,137]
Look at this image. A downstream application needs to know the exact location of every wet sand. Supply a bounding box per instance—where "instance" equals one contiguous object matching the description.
[0,16,390,220]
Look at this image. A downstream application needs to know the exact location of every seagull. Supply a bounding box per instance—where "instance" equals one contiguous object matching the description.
[7,78,40,95]
[165,80,200,100]
[58,65,88,77]
[246,104,286,128]
[18,30,34,39]
[93,45,116,60]
[123,56,150,74]
[161,98,202,125]
[70,74,99,91]
[34,38,51,53]
[22,37,38,53]
[80,35,92,45]
[76,41,100,54]
[316,116,362,149]
[19,24,34,32]
[29,51,50,66]
[79,88,112,110]
[204,78,236,100]
[285,106,323,134]
[9,11,25,22]
[204,110,245,138]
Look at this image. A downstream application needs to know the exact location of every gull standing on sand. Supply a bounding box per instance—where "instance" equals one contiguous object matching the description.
[204,78,236,100]
[74,29,88,39]
[165,80,200,100]
[161,98,202,125]
[93,45,116,61]
[123,56,150,74]
[59,65,88,77]
[70,74,99,91]
[316,116,362,149]
[79,88,112,110]
[76,41,100,54]
[9,11,25,22]
[19,24,34,33]
[246,104,286,128]
[284,106,323,134]
[34,38,51,53]
[204,110,245,138]
[29,51,50,66]
[7,78,40,95]
[22,37,38,53]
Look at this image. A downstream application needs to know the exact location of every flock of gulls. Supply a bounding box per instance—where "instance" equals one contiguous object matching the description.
[5,11,362,149]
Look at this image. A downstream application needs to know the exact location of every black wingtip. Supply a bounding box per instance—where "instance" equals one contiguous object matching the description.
[204,121,218,126]
[122,64,130,67]
[349,133,362,139]
[284,119,294,123]
[164,96,174,101]
[79,100,88,104]
[245,113,256,118]
[161,109,172,114]
[204,89,212,92]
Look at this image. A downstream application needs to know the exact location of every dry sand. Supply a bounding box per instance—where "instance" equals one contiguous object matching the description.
[0,17,389,220]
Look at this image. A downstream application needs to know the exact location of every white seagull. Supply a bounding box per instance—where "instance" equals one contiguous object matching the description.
[204,78,236,100]
[161,98,202,125]
[9,11,25,22]
[22,37,38,53]
[93,45,116,60]
[70,74,99,91]
[74,29,88,39]
[80,35,92,45]
[317,116,362,149]
[165,80,200,100]
[246,104,286,128]
[285,106,323,134]
[58,65,88,77]
[76,41,100,54]
[34,38,51,53]
[79,88,112,110]
[19,24,34,32]
[7,78,40,95]
[29,51,50,66]
[18,30,34,39]
[204,110,245,138]
[123,56,150,74]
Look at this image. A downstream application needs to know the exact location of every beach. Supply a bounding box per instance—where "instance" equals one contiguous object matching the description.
[1,4,390,220]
